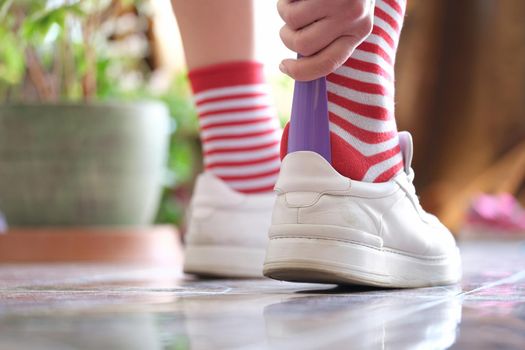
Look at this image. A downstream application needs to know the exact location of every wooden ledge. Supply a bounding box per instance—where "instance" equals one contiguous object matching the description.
[0,226,182,265]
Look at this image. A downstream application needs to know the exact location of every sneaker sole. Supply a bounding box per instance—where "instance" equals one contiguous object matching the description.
[184,245,266,278]
[263,236,461,288]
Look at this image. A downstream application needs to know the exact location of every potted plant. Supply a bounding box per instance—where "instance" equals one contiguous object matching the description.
[0,0,171,226]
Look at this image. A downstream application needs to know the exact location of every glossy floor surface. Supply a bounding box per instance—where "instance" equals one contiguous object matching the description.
[0,240,524,349]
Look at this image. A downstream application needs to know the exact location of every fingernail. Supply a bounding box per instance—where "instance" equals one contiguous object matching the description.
[279,63,288,75]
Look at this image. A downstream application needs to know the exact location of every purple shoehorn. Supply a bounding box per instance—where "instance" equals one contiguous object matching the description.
[287,75,332,163]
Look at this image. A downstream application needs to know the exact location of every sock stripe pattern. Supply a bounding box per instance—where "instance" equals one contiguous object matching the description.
[189,62,281,193]
[327,0,406,183]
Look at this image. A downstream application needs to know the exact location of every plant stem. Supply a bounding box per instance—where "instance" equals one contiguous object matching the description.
[81,0,121,101]
[82,23,96,101]
[25,47,54,102]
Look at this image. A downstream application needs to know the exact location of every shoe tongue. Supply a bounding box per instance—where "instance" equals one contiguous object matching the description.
[398,131,414,174]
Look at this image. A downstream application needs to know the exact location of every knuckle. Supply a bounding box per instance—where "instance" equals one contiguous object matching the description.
[324,48,348,73]
[360,15,374,37]
[325,56,342,73]
[282,9,300,29]
[279,26,287,41]
[276,0,286,19]
[354,0,370,17]
[340,0,373,29]
[280,26,294,49]
[312,58,336,79]
[294,32,312,56]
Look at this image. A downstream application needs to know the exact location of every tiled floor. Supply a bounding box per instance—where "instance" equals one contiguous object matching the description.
[0,240,524,350]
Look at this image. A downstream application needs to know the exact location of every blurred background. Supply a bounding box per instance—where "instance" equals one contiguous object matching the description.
[0,0,524,236]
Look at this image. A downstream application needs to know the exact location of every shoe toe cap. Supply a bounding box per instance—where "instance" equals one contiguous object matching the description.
[423,222,458,257]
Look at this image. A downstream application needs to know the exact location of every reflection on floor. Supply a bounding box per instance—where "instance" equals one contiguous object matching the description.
[0,240,524,350]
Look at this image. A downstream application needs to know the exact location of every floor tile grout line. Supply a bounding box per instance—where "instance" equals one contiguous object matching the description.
[456,270,525,298]
[0,288,234,296]
[0,267,183,290]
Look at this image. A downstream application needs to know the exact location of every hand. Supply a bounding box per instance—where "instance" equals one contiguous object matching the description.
[277,0,374,81]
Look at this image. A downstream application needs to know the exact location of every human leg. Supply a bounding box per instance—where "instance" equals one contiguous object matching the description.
[265,0,461,287]
[173,0,281,194]
[172,0,279,277]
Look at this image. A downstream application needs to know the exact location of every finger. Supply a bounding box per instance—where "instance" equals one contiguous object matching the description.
[280,18,347,57]
[280,36,362,81]
[277,0,329,30]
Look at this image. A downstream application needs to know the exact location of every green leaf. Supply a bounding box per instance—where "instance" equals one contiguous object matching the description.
[0,27,25,84]
[0,0,14,21]
[21,3,84,44]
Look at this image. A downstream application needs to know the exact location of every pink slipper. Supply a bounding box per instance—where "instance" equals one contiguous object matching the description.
[465,193,525,236]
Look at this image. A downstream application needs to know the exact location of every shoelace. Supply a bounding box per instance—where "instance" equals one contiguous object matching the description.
[402,168,418,199]
[400,168,438,223]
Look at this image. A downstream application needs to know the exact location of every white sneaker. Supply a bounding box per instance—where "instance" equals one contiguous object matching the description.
[184,173,275,278]
[263,132,462,287]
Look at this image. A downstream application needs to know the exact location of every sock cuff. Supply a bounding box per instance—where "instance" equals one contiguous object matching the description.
[188,61,265,94]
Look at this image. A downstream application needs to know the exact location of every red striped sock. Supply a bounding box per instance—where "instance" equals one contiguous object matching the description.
[326,0,406,182]
[189,61,281,194]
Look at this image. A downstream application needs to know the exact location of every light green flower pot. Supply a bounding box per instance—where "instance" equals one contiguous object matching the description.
[0,102,171,227]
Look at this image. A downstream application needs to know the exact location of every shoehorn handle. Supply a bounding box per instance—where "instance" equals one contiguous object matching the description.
[287,62,332,163]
